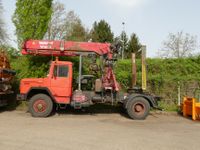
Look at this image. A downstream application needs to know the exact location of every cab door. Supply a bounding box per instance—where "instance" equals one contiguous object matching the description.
[50,64,72,104]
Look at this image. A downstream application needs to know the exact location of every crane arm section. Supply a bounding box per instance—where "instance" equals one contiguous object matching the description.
[22,40,112,58]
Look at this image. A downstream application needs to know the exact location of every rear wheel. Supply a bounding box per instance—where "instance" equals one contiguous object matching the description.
[29,94,53,117]
[126,97,150,120]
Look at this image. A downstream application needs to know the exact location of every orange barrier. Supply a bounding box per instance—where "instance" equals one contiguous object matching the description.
[182,97,200,121]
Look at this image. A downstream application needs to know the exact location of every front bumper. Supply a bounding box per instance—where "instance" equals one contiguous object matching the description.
[17,94,26,101]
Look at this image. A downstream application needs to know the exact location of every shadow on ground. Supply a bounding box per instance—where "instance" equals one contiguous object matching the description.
[0,93,24,112]
[55,104,129,118]
[0,98,129,119]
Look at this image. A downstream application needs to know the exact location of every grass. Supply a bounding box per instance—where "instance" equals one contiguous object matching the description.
[158,101,178,112]
[15,101,28,111]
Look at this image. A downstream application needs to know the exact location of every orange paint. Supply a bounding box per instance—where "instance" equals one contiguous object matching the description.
[20,61,73,104]
[182,97,200,121]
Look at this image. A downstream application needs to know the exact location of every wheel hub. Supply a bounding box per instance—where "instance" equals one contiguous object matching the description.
[135,105,143,112]
[37,104,43,111]
[33,99,47,113]
[133,103,145,115]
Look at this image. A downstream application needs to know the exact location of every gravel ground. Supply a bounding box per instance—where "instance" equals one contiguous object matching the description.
[0,110,199,150]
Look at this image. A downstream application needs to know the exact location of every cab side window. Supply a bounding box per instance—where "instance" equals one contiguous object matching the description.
[59,65,68,77]
[54,65,69,77]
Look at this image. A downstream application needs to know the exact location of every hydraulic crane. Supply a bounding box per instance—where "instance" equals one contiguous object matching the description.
[17,40,159,119]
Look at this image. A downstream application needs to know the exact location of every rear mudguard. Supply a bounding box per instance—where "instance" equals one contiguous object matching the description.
[124,94,158,109]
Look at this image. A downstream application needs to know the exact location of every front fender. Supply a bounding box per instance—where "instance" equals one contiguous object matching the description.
[25,87,56,102]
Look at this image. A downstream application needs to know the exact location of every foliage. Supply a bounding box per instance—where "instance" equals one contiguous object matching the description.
[115,59,132,88]
[0,45,20,60]
[90,20,114,43]
[45,4,89,42]
[159,31,197,58]
[45,1,66,40]
[158,101,178,112]
[12,0,53,78]
[127,33,142,58]
[65,18,88,42]
[0,0,7,44]
[11,56,49,79]
[115,32,142,59]
[63,11,81,38]
[12,0,53,47]
[119,31,129,59]
[115,56,200,107]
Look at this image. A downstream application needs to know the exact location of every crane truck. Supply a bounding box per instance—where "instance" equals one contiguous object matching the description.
[17,40,159,119]
[0,50,16,106]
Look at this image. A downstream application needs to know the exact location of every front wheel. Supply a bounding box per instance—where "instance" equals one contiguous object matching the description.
[29,94,53,117]
[126,97,150,120]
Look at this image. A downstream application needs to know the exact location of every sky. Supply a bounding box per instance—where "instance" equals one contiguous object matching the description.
[2,0,200,57]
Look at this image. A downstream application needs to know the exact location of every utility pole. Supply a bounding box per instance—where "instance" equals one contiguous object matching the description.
[122,22,125,60]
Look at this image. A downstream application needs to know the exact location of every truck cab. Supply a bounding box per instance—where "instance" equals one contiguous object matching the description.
[18,60,73,116]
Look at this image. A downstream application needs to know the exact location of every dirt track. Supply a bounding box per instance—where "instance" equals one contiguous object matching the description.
[0,110,199,150]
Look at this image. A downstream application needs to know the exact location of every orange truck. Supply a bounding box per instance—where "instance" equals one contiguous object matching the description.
[0,50,16,106]
[17,40,160,119]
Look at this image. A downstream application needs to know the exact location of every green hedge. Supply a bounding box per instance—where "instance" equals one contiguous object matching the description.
[115,56,200,107]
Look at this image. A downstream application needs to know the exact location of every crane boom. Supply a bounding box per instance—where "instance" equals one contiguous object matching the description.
[22,40,112,58]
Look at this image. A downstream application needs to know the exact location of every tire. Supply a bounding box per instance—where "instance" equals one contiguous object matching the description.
[126,97,150,120]
[29,94,53,117]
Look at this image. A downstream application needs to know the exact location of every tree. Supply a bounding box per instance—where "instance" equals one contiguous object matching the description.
[12,0,53,78]
[0,45,20,60]
[159,31,197,58]
[12,0,53,47]
[64,11,88,41]
[0,1,7,44]
[45,2,88,41]
[45,1,66,40]
[65,20,88,41]
[119,31,129,58]
[90,20,114,43]
[127,33,142,58]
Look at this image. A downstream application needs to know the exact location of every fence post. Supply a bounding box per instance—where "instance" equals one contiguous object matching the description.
[141,46,147,91]
[132,53,137,88]
[178,81,181,106]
